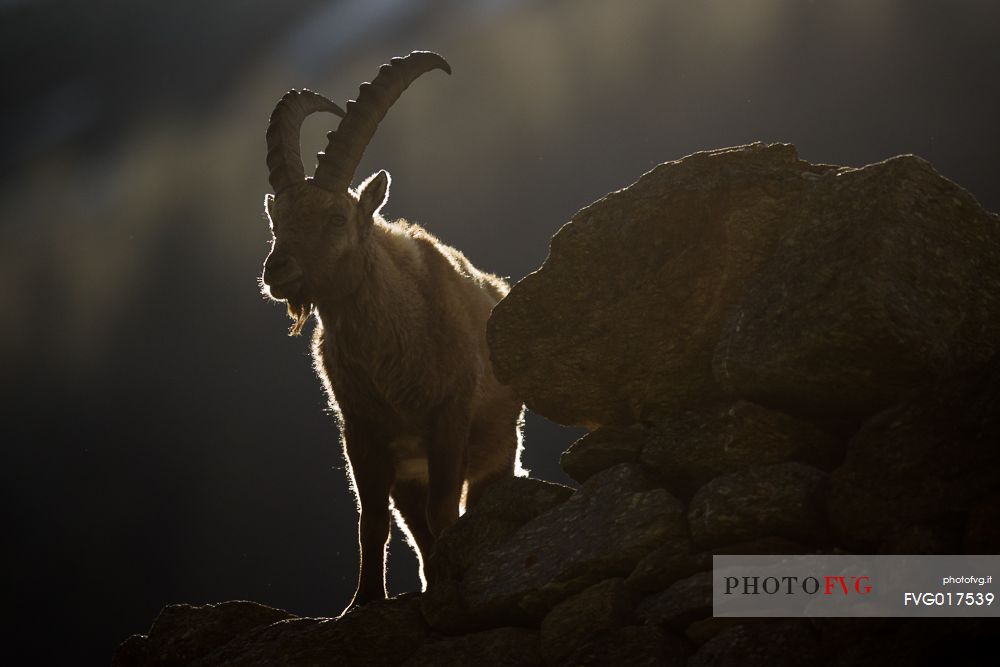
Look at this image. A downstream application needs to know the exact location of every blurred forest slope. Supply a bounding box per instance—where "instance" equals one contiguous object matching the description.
[1,0,998,664]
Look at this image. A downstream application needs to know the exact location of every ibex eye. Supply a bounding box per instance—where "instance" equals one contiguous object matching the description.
[329,214,347,227]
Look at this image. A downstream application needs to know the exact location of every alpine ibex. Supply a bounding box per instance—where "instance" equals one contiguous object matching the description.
[259,52,524,613]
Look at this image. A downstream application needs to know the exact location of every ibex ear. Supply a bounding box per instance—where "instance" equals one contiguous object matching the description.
[358,170,390,220]
[264,193,275,219]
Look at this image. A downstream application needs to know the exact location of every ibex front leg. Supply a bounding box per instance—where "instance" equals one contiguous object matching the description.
[426,395,472,540]
[342,417,393,614]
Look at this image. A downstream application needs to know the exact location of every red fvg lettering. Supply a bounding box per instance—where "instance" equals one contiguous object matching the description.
[823,575,872,595]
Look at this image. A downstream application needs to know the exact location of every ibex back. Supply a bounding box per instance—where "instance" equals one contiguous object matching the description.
[259,52,524,614]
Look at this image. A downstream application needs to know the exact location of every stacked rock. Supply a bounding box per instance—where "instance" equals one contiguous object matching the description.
[476,143,1000,664]
[116,144,999,666]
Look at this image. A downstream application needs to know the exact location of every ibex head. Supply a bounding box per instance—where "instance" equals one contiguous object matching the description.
[260,51,451,334]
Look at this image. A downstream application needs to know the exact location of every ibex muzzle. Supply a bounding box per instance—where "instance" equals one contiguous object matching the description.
[261,249,303,300]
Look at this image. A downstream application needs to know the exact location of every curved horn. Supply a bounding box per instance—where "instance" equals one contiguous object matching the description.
[266,89,345,194]
[312,51,451,193]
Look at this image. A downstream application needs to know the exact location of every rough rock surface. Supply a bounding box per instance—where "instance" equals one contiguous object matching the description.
[635,571,713,629]
[684,616,760,645]
[557,625,692,667]
[640,400,841,497]
[421,476,573,631]
[115,597,427,667]
[964,494,1000,553]
[626,535,809,595]
[488,142,1000,429]
[624,537,703,594]
[713,157,1000,426]
[815,618,998,667]
[559,424,645,483]
[539,577,636,664]
[402,627,541,667]
[687,462,829,549]
[458,464,685,624]
[113,601,294,667]
[829,358,1000,546]
[688,620,822,667]
[876,523,961,555]
[426,475,574,577]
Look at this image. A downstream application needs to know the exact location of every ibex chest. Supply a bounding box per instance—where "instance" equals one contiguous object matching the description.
[315,329,433,428]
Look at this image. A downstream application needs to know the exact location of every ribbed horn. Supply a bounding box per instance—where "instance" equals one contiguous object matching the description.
[312,51,451,193]
[266,89,345,194]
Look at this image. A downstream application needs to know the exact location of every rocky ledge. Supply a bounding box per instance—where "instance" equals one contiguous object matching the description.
[116,144,1000,666]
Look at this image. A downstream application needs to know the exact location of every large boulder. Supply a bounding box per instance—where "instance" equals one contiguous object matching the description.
[713,157,1000,426]
[402,627,542,667]
[635,571,714,630]
[113,601,294,667]
[639,400,841,498]
[815,618,999,667]
[197,596,427,667]
[829,359,1000,546]
[427,476,575,579]
[487,143,1000,429]
[422,477,573,631]
[688,620,822,667]
[624,537,703,594]
[115,596,428,667]
[539,577,637,664]
[625,536,809,595]
[556,626,692,667]
[560,424,646,484]
[455,464,686,626]
[964,495,1000,553]
[687,463,829,549]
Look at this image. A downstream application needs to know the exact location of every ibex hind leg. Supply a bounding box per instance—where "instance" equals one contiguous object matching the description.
[390,480,435,589]
[426,396,473,539]
[466,411,523,509]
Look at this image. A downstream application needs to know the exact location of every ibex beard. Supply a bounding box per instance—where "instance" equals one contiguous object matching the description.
[259,52,525,615]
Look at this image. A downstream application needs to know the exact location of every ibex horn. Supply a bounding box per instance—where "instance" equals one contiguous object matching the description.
[312,51,451,194]
[266,89,345,194]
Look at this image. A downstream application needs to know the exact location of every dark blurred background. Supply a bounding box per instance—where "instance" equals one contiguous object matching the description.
[2,0,998,663]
